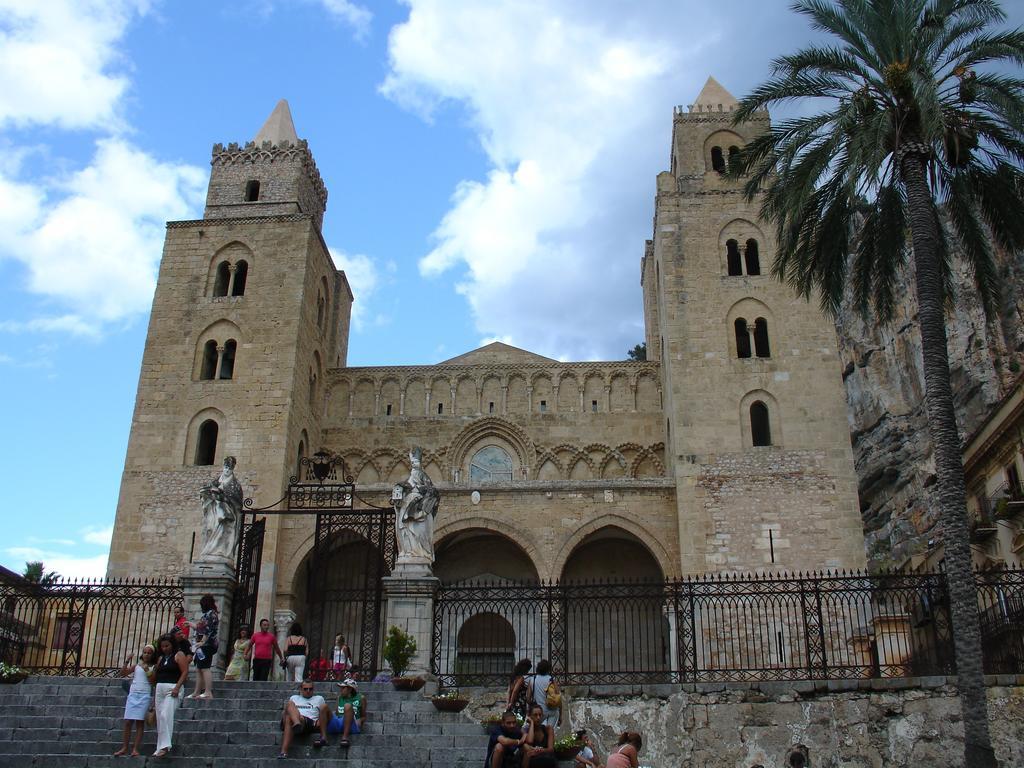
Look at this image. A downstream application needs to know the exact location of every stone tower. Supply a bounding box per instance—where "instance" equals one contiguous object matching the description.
[644,78,865,573]
[107,100,353,586]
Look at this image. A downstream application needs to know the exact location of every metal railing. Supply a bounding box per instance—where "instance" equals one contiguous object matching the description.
[0,578,183,677]
[432,570,1024,688]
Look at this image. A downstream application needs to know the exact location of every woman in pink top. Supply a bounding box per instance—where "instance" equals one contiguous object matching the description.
[247,618,283,681]
[606,732,641,768]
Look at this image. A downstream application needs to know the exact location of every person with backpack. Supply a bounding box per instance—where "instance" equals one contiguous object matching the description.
[528,659,561,728]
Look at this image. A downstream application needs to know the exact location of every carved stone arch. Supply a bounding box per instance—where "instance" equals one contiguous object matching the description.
[567,454,594,480]
[207,240,255,296]
[703,129,746,173]
[533,450,564,480]
[351,376,376,417]
[599,450,628,479]
[740,389,783,448]
[402,376,426,416]
[325,379,351,420]
[582,373,605,412]
[184,406,227,466]
[448,417,536,478]
[556,372,580,412]
[552,518,676,581]
[354,457,382,484]
[433,516,548,580]
[635,371,661,412]
[429,376,451,415]
[726,297,776,359]
[629,448,665,478]
[581,443,612,466]
[609,371,632,412]
[480,374,503,415]
[383,453,411,484]
[379,376,401,416]
[193,319,243,380]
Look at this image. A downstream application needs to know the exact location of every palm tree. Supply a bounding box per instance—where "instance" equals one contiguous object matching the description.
[731,1,1024,764]
[21,561,59,586]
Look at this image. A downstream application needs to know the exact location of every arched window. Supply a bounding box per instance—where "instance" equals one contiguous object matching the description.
[245,180,260,202]
[745,239,761,275]
[212,261,230,297]
[726,240,742,276]
[470,445,514,483]
[750,401,772,447]
[734,318,751,358]
[753,318,770,358]
[231,260,248,296]
[195,420,218,465]
[219,339,237,379]
[309,369,317,405]
[711,146,725,173]
[728,145,740,172]
[200,340,218,380]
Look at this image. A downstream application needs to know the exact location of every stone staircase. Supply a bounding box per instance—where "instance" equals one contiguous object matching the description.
[0,677,488,767]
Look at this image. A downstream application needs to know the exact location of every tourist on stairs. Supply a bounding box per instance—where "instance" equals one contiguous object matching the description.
[505,658,531,719]
[332,633,351,679]
[327,678,366,748]
[528,659,561,728]
[485,710,526,768]
[606,732,642,768]
[150,634,189,759]
[279,681,331,758]
[223,624,252,681]
[113,644,155,757]
[250,617,283,681]
[283,622,308,682]
[188,594,219,699]
[522,703,557,768]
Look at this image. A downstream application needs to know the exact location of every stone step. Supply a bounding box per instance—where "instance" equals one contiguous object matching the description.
[0,694,438,712]
[0,757,478,768]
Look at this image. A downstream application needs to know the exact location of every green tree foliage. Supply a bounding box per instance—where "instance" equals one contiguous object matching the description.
[626,342,647,361]
[382,624,417,678]
[731,2,1024,764]
[22,561,59,585]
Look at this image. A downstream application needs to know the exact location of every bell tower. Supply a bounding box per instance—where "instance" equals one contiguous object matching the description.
[107,101,353,590]
[645,77,866,574]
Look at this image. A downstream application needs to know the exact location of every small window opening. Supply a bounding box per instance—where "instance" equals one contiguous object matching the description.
[219,339,237,379]
[488,401,495,414]
[751,401,772,447]
[244,180,260,202]
[386,403,392,416]
[437,403,444,415]
[710,145,725,173]
[213,261,230,297]
[726,240,742,276]
[317,294,325,329]
[592,400,598,412]
[753,318,770,358]
[728,145,740,173]
[309,372,317,405]
[769,528,776,563]
[200,340,218,380]
[231,260,248,297]
[539,400,547,413]
[745,239,761,275]
[734,318,751,359]
[195,420,218,465]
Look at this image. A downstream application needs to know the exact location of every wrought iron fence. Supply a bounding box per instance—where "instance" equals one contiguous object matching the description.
[0,578,183,676]
[431,570,1024,688]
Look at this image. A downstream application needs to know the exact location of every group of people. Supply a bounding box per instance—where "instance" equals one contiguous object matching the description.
[277,678,366,758]
[491,658,643,768]
[113,606,355,758]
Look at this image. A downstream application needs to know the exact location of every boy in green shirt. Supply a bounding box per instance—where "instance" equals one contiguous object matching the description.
[327,678,366,747]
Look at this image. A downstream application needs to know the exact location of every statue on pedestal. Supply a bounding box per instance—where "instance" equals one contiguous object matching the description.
[392,448,440,569]
[198,456,244,564]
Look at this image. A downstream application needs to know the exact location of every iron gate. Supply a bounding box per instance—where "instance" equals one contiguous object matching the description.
[229,514,266,649]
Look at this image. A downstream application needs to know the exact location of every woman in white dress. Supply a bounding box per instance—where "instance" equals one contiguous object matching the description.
[114,644,156,757]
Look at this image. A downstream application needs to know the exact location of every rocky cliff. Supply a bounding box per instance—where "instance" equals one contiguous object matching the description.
[836,249,1024,567]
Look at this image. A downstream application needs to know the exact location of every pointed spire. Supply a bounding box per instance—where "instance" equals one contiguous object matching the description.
[692,76,739,112]
[254,99,299,146]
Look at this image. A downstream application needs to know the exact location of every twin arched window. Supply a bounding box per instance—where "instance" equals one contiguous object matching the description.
[726,239,760,276]
[212,260,249,297]
[710,144,741,174]
[734,318,770,358]
[200,339,238,380]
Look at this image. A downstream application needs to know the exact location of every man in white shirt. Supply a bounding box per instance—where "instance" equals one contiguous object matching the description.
[278,681,331,758]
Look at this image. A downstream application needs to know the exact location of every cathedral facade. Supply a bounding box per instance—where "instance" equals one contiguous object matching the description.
[107,79,866,627]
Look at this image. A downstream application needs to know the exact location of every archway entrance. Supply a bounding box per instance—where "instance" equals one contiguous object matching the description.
[559,527,668,682]
[434,528,539,584]
[456,612,516,679]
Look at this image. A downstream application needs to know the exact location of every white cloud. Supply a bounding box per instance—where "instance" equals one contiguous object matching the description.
[0,139,207,329]
[82,525,114,547]
[381,1,720,360]
[6,546,108,580]
[317,0,372,40]
[330,248,390,330]
[0,0,148,131]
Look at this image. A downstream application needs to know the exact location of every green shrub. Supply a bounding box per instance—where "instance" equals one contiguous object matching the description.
[382,625,417,678]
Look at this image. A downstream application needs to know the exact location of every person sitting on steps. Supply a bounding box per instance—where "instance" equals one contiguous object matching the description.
[485,710,526,768]
[327,678,366,748]
[278,681,331,758]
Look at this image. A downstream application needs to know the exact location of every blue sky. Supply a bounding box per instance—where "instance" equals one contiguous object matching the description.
[2,1,1022,579]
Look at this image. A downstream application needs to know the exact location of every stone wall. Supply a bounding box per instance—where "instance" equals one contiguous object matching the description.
[469,678,1024,767]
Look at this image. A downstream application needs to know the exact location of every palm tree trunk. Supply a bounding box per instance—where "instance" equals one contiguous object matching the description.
[900,149,996,767]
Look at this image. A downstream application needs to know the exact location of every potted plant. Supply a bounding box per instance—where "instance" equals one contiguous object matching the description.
[553,734,585,761]
[0,663,27,685]
[431,689,469,712]
[382,625,424,690]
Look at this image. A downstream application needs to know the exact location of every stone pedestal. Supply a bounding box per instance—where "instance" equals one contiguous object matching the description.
[182,559,237,677]
[381,571,439,678]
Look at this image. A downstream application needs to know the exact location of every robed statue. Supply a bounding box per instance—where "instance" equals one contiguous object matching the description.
[392,448,440,568]
[198,456,244,563]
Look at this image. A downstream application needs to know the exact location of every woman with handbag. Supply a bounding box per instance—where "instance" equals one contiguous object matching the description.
[113,644,155,756]
[188,594,219,699]
[150,634,189,758]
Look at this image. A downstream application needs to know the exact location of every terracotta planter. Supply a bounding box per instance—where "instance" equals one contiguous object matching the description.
[554,745,584,761]
[431,697,469,713]
[0,673,27,685]
[390,676,426,691]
